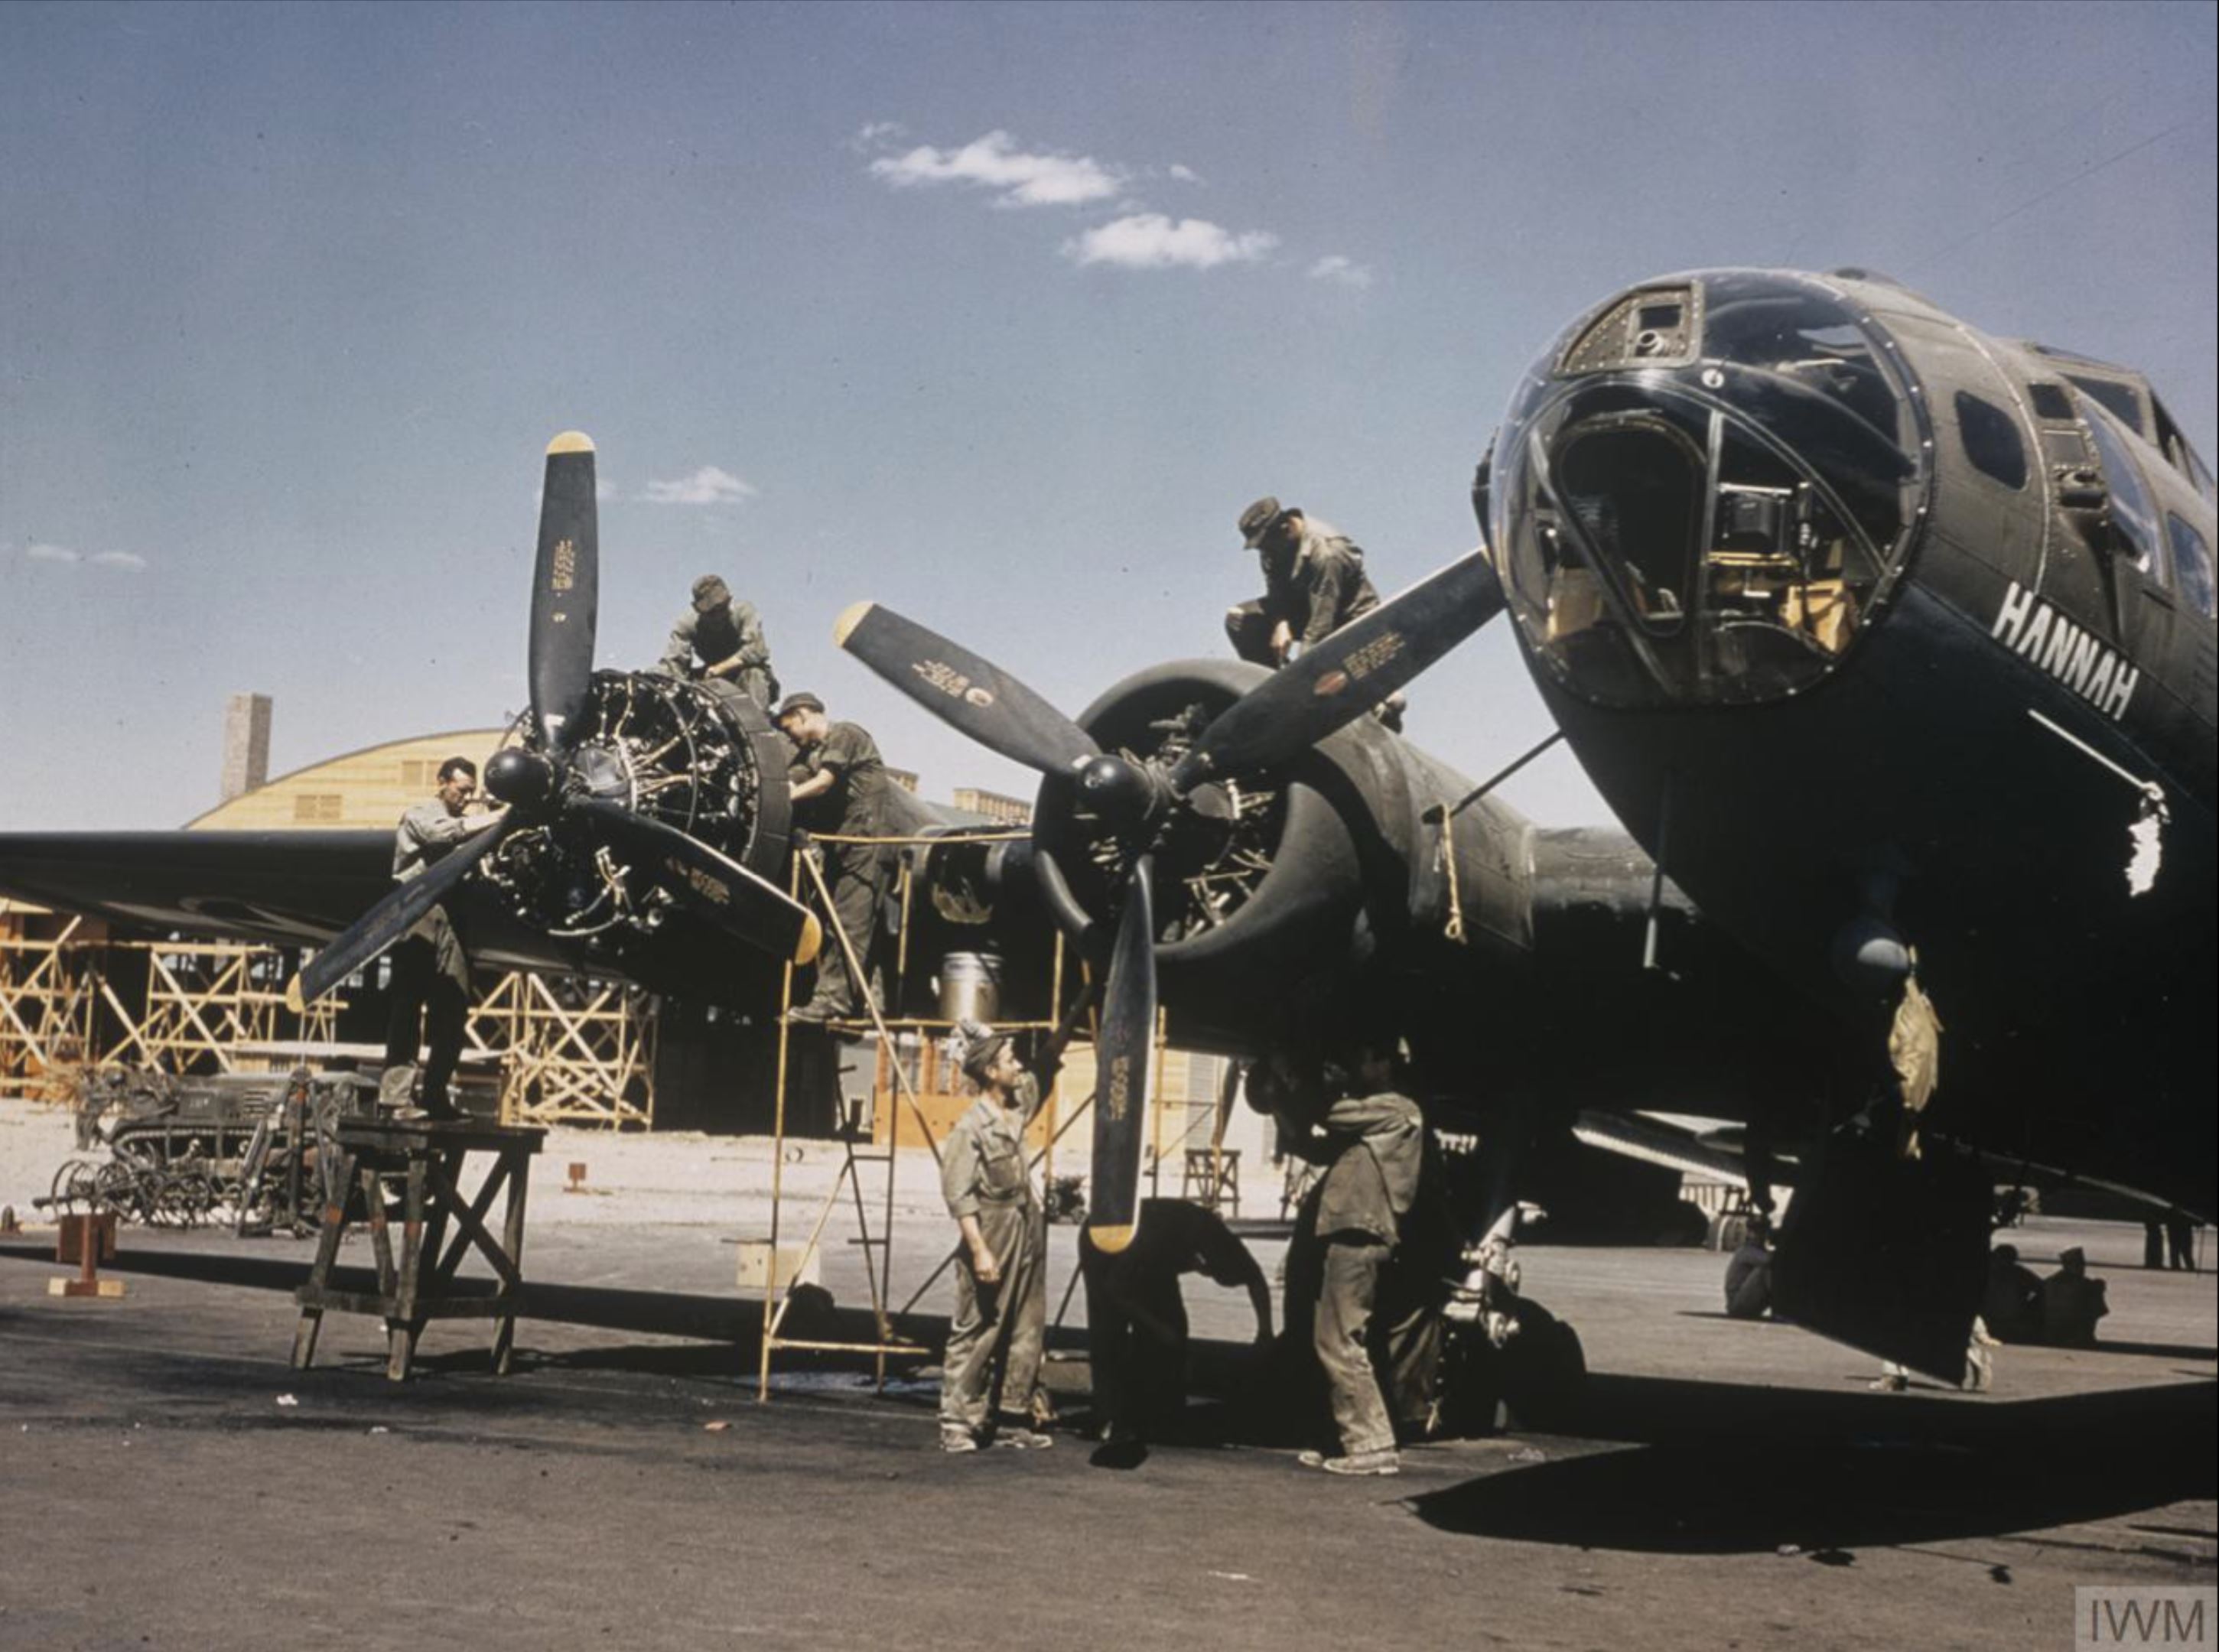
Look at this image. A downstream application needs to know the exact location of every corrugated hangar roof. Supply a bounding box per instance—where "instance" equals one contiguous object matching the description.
[186,730,510,832]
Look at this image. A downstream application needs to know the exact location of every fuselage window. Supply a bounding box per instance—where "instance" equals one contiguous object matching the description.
[2028,382,2074,422]
[2081,398,2166,587]
[1954,391,2027,489]
[2166,514,2216,620]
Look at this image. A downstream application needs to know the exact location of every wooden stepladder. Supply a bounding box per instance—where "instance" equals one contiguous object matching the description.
[290,1118,543,1380]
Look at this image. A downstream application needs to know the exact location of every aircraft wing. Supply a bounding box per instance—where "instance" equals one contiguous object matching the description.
[1573,1107,2203,1224]
[0,831,395,948]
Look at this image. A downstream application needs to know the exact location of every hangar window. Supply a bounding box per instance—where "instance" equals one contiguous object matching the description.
[2167,514,2215,620]
[292,794,343,824]
[1954,392,2026,489]
[399,759,434,789]
[2027,382,2073,421]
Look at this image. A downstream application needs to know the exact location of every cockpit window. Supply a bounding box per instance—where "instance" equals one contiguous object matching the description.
[2064,374,2147,437]
[1490,272,1928,709]
[2166,514,2216,620]
[2079,395,2166,587]
[1954,392,2027,490]
[1701,275,1910,448]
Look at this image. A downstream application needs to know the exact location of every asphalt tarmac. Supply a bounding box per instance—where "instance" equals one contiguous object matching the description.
[2,1120,2212,1651]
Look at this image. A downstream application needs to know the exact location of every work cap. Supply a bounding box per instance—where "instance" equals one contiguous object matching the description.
[776,691,825,720]
[957,1019,1010,1087]
[2059,1246,2086,1265]
[691,574,730,610]
[1238,496,1290,548]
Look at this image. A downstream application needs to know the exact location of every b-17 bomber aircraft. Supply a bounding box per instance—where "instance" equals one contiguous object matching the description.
[0,428,1856,1411]
[1479,268,2216,1368]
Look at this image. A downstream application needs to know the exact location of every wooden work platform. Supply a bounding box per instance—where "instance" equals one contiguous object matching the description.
[290,1117,543,1381]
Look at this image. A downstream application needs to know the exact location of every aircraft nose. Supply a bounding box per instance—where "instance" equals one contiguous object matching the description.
[1487,271,1928,709]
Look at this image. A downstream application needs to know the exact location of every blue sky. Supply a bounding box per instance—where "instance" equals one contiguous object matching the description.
[3,0,2213,832]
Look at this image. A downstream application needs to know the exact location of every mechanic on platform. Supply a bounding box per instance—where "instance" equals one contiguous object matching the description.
[938,1020,1057,1453]
[657,574,779,711]
[776,693,889,1026]
[384,756,503,1119]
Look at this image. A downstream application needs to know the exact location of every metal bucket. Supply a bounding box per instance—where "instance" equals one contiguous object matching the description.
[938,951,1004,1025]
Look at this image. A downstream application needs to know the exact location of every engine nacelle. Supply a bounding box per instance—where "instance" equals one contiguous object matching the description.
[1030,660,1534,1052]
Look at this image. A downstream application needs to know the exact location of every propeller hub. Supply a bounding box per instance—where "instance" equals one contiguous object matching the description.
[484,748,558,808]
[1076,754,1160,831]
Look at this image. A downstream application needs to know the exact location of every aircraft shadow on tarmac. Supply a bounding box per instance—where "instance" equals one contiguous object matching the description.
[1671,1311,2217,1363]
[1408,1374,2217,1556]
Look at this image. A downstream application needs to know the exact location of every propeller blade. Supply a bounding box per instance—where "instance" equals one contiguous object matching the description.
[834,601,1098,776]
[574,798,822,965]
[529,431,600,754]
[1085,855,1157,1254]
[286,817,516,1011]
[1167,548,1506,792]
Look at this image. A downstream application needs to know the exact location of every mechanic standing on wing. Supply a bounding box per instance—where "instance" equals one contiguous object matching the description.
[1226,496,1401,727]
[775,692,889,1026]
[658,574,779,711]
[1273,1039,1424,1476]
[384,756,503,1119]
[938,1020,1058,1452]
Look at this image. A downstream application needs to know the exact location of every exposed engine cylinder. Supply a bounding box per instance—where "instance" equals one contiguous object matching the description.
[483,672,790,947]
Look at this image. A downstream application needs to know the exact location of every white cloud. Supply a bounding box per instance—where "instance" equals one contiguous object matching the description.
[852,120,906,151]
[1309,255,1374,289]
[641,465,758,506]
[870,129,1123,208]
[597,478,621,502]
[1167,164,1200,184]
[22,541,148,570]
[1062,214,1278,271]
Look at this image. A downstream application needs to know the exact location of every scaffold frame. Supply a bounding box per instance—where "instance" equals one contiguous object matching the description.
[753,830,1075,1401]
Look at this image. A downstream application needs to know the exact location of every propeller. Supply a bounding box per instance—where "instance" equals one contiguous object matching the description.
[529,431,600,753]
[1085,856,1157,1254]
[831,601,1099,774]
[285,818,516,1013]
[287,432,819,1013]
[1165,549,1503,790]
[835,545,1506,1244]
[571,799,821,966]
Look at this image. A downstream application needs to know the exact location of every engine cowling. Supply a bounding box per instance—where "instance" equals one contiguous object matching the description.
[481,671,792,960]
[1029,660,1529,1051]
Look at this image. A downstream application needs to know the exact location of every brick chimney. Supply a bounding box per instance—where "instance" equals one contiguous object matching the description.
[220,693,272,802]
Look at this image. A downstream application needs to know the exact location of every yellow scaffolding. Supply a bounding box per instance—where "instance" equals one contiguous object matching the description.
[1,909,650,1129]
[469,971,657,1130]
[753,831,1069,1400]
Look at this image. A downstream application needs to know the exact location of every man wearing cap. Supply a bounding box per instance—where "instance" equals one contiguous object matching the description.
[1269,1039,1424,1476]
[657,574,779,711]
[1227,496,1383,671]
[938,1021,1056,1452]
[776,693,890,1024]
[384,756,504,1119]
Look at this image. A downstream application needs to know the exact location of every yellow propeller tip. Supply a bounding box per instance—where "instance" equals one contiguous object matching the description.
[794,913,824,967]
[1088,1223,1136,1255]
[831,601,876,649]
[284,977,306,1015]
[546,431,595,455]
